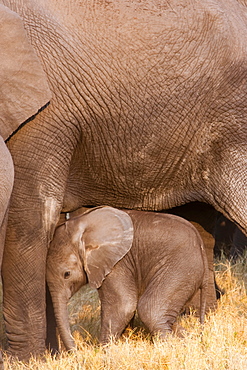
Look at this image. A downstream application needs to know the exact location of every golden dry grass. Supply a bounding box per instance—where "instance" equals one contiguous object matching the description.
[3,256,247,369]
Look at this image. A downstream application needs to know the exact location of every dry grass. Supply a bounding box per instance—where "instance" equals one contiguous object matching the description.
[3,256,247,369]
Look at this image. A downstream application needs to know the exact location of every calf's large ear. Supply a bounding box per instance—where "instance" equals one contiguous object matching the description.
[0,5,51,140]
[67,206,134,289]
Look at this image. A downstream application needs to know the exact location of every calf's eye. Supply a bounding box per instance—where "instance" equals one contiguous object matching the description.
[64,271,71,279]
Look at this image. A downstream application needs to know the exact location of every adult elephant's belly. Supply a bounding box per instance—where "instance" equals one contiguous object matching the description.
[62,141,196,212]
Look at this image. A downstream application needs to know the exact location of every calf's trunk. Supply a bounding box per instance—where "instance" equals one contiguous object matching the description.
[51,293,75,351]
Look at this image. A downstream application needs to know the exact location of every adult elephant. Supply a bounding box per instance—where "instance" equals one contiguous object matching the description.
[1,0,247,361]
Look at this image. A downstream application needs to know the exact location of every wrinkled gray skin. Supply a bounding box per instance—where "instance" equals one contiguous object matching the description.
[1,0,247,360]
[0,137,13,266]
[0,137,14,370]
[46,206,208,350]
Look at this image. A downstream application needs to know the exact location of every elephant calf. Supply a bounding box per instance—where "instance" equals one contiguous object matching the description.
[46,206,208,350]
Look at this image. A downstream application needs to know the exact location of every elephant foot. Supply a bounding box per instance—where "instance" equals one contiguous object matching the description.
[0,351,3,370]
[172,322,187,338]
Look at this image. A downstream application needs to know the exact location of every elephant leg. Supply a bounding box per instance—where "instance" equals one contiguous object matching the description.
[98,272,138,344]
[99,297,137,344]
[2,211,53,359]
[137,286,185,338]
[0,138,14,369]
[0,136,14,267]
[2,199,62,359]
[0,209,11,350]
[167,202,218,313]
[188,221,217,313]
[3,116,78,359]
[46,285,58,354]
[2,166,63,358]
[0,351,3,370]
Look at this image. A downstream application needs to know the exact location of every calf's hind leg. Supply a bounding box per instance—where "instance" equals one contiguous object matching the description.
[137,284,195,338]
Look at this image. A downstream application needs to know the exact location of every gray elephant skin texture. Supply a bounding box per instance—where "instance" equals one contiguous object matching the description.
[46,206,208,350]
[0,137,14,370]
[1,0,247,360]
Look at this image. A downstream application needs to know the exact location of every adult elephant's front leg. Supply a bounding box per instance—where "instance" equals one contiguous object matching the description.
[2,194,61,359]
[3,216,47,357]
[2,123,70,360]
